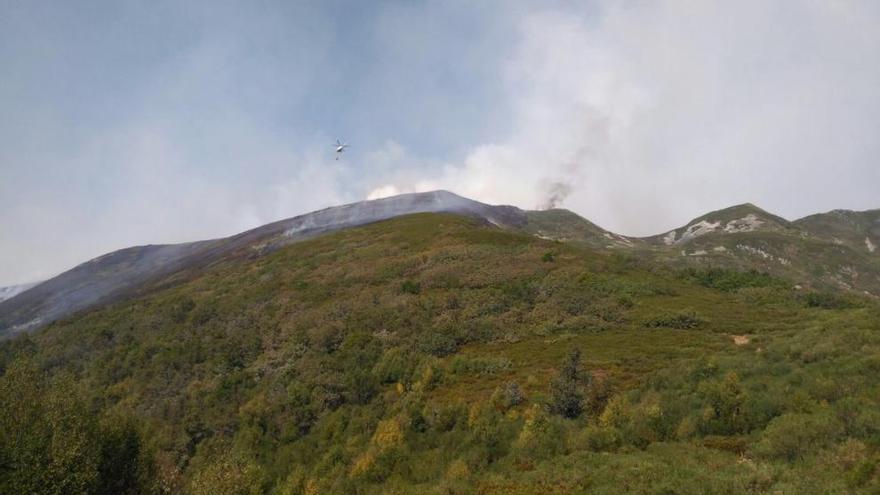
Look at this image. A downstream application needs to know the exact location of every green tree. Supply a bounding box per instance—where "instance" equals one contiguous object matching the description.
[96,416,147,495]
[0,363,101,494]
[550,350,585,419]
[699,371,747,435]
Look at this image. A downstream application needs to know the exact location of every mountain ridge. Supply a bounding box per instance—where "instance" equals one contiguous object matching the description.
[0,191,525,337]
[2,190,878,337]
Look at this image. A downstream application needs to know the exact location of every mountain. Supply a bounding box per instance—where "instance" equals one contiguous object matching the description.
[0,191,525,338]
[0,283,38,303]
[794,208,880,254]
[645,203,795,246]
[3,192,879,338]
[523,209,642,249]
[637,204,880,295]
[2,208,878,493]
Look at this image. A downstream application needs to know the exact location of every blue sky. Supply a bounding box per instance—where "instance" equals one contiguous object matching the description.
[2,1,880,285]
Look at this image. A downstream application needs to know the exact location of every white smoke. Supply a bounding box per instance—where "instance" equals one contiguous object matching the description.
[369,1,880,234]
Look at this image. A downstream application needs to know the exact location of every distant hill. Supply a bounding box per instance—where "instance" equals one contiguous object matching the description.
[523,209,643,249]
[637,204,880,296]
[0,283,38,303]
[794,208,880,253]
[644,203,795,246]
[526,202,880,296]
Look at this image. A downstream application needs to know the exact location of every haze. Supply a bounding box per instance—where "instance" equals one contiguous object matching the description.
[2,1,879,285]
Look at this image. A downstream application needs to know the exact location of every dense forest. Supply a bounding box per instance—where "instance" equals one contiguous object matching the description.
[2,213,879,493]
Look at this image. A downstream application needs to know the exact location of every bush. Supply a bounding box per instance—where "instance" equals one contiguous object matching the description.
[584,374,613,417]
[450,355,512,376]
[550,350,585,419]
[502,382,525,408]
[702,435,747,454]
[0,365,105,494]
[682,268,785,292]
[491,382,525,410]
[189,450,264,495]
[513,405,564,461]
[419,332,458,357]
[802,291,856,310]
[698,372,747,435]
[575,425,621,452]
[502,279,538,306]
[400,280,421,295]
[373,347,419,384]
[755,412,843,461]
[644,310,704,329]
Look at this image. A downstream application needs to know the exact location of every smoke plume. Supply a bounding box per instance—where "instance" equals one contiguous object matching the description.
[540,181,572,210]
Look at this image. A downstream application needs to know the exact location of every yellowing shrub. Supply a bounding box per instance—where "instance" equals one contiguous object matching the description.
[372,418,405,451]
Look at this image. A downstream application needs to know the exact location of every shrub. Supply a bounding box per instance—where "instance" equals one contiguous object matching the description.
[373,347,419,384]
[513,405,563,460]
[755,412,843,461]
[445,458,471,482]
[698,372,747,435]
[584,374,613,417]
[622,395,665,448]
[550,350,585,418]
[502,382,525,408]
[575,425,621,452]
[0,365,105,494]
[599,395,632,429]
[491,382,525,410]
[502,279,538,305]
[371,418,405,451]
[682,268,785,292]
[835,397,880,440]
[542,252,555,263]
[400,280,421,295]
[419,332,458,357]
[802,291,855,310]
[450,355,512,376]
[189,452,264,495]
[466,402,509,465]
[702,435,747,454]
[644,310,704,329]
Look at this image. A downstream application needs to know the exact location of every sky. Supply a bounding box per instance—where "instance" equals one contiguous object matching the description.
[1,1,879,286]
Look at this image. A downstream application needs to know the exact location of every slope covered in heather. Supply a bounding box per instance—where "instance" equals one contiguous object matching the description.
[2,212,879,494]
[0,191,526,338]
[4,193,879,341]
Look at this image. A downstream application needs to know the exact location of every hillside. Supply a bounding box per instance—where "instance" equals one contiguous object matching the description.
[2,212,879,494]
[0,283,38,303]
[645,203,795,247]
[794,209,880,254]
[0,191,526,338]
[637,205,880,296]
[523,209,642,249]
[5,192,878,340]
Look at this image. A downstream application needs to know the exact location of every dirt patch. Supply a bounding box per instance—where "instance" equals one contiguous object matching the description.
[590,369,610,380]
[732,335,750,346]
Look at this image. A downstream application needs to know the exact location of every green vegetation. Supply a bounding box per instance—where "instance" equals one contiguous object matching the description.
[681,267,787,292]
[2,213,880,493]
[643,309,705,329]
[549,350,585,419]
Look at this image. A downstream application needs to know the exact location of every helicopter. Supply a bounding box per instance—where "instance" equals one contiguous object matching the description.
[334,139,349,160]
